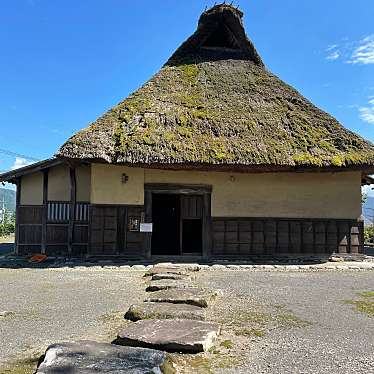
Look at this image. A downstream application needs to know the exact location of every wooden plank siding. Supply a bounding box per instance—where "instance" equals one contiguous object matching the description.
[17,202,90,256]
[89,205,146,258]
[211,217,363,257]
[16,204,363,258]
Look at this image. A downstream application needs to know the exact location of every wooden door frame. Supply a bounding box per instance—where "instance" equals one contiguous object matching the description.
[144,184,212,260]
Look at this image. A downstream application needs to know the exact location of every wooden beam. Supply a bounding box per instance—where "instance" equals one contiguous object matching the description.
[68,167,76,256]
[14,178,21,255]
[144,183,212,194]
[41,170,48,254]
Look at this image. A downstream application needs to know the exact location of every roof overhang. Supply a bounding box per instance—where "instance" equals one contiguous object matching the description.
[362,174,374,186]
[0,158,64,183]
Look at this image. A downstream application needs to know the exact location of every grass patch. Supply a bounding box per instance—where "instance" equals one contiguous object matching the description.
[97,310,131,341]
[220,339,233,349]
[0,354,41,374]
[358,291,374,298]
[276,313,313,328]
[344,300,374,317]
[0,310,44,322]
[235,328,265,337]
[98,311,123,323]
[344,290,374,318]
[225,310,271,327]
[0,311,15,319]
[169,351,244,374]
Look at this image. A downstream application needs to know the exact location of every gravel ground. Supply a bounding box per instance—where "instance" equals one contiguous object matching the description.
[0,268,373,373]
[0,268,145,369]
[198,271,374,374]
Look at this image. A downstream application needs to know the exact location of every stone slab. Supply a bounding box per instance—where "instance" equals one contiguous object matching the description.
[152,273,191,281]
[144,267,189,277]
[144,288,221,308]
[154,263,200,272]
[116,319,220,353]
[146,279,195,292]
[125,302,206,321]
[35,340,169,373]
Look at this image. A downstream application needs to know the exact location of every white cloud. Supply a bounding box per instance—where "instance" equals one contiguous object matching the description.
[359,96,374,125]
[11,157,32,170]
[349,35,374,64]
[326,50,340,61]
[362,185,374,197]
[326,44,338,51]
[325,44,340,61]
[325,35,374,64]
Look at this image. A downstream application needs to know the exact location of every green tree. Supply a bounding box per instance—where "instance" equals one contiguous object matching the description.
[0,210,15,237]
[364,224,374,244]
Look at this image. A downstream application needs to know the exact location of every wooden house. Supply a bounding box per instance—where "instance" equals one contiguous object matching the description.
[2,4,374,260]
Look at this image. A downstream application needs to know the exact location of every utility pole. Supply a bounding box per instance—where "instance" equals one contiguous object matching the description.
[0,196,4,234]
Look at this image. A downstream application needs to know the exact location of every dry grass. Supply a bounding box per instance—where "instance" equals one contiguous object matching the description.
[0,234,14,244]
[344,290,374,318]
[0,354,41,374]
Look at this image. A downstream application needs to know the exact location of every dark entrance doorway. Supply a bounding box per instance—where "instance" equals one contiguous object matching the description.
[151,194,180,255]
[150,193,204,256]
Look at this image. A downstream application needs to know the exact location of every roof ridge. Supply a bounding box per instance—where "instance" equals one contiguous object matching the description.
[166,2,263,66]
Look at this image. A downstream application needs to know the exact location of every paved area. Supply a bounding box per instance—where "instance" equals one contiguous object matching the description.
[199,271,374,374]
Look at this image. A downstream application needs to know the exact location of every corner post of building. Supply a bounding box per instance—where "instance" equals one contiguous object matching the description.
[68,166,77,256]
[41,169,49,255]
[14,177,21,255]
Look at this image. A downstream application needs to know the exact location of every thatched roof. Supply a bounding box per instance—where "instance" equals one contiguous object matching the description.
[58,4,374,171]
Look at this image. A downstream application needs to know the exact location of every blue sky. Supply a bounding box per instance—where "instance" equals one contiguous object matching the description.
[1,1,374,178]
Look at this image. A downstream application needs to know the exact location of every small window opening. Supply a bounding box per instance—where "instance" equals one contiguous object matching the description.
[202,24,240,49]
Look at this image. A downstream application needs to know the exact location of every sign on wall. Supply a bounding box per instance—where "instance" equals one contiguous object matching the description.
[140,223,153,233]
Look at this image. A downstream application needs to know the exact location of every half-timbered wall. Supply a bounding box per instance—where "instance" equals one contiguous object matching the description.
[48,164,91,202]
[17,164,91,256]
[16,163,364,258]
[20,173,43,205]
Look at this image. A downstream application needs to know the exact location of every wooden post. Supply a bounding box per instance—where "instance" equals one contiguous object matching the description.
[144,190,152,260]
[202,193,212,260]
[68,167,76,256]
[14,178,21,255]
[41,170,48,254]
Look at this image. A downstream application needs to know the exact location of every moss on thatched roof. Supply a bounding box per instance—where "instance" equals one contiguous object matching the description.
[58,4,374,170]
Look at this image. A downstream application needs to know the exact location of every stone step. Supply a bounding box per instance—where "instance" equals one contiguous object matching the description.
[144,266,189,277]
[153,263,200,272]
[152,272,191,281]
[125,302,206,321]
[144,288,222,308]
[116,319,220,353]
[146,279,195,292]
[35,341,171,373]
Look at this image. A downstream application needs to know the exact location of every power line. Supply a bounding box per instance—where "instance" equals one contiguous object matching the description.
[0,147,40,162]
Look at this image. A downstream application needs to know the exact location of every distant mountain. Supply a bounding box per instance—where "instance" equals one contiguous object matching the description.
[0,188,16,212]
[363,195,374,225]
